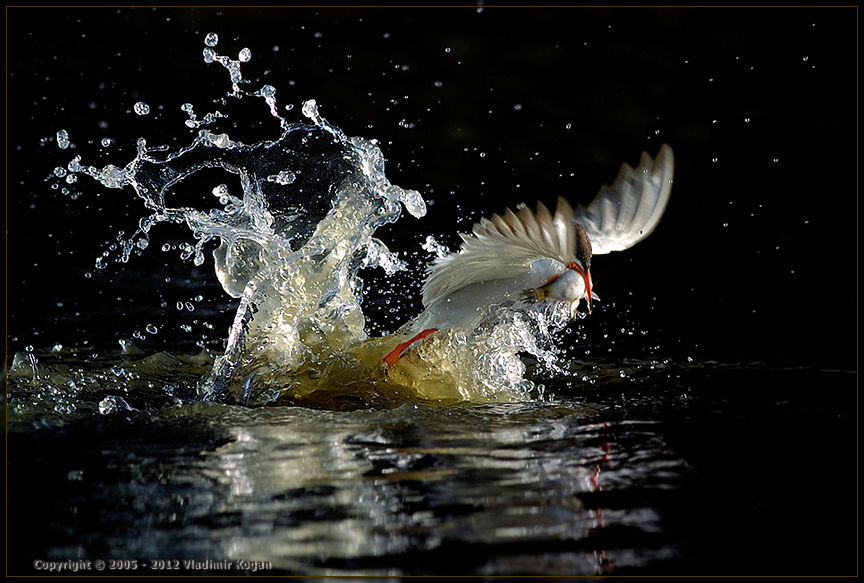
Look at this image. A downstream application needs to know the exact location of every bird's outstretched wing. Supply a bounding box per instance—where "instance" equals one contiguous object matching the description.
[574,144,674,255]
[422,198,576,309]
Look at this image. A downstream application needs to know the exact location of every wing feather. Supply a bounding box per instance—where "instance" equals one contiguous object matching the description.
[422,198,576,308]
[574,144,674,254]
[420,144,674,309]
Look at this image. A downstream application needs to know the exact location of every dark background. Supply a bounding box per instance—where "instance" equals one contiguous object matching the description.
[7,7,856,370]
[4,8,858,577]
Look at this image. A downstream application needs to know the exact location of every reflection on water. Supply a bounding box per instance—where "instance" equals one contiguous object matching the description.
[8,382,687,575]
[8,346,853,575]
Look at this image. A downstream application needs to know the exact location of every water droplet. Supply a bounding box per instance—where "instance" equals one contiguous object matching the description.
[204,32,218,47]
[99,395,133,415]
[260,84,276,100]
[133,102,150,116]
[56,129,70,149]
[267,170,296,185]
[146,324,158,334]
[301,99,320,123]
[238,48,251,62]
[97,164,128,188]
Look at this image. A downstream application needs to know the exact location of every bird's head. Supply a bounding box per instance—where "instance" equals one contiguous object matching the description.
[534,262,593,317]
[534,223,594,317]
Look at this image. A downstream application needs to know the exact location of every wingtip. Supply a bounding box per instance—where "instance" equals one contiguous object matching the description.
[570,144,676,255]
[655,143,675,181]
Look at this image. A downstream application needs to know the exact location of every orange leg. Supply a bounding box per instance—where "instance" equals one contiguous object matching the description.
[383,328,439,367]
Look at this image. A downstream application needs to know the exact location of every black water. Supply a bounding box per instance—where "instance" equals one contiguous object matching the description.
[6,7,856,576]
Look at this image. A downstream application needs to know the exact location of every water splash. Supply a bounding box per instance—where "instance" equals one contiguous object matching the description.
[48,33,568,408]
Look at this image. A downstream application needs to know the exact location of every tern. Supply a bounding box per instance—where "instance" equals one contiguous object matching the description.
[382,144,674,367]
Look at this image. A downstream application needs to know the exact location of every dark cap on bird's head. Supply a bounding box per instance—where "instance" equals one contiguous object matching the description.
[574,223,592,273]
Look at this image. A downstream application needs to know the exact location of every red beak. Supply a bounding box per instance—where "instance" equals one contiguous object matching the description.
[584,269,593,313]
[567,261,592,314]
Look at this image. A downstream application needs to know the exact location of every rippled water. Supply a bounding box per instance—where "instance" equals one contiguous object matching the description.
[7,342,854,575]
[7,7,856,577]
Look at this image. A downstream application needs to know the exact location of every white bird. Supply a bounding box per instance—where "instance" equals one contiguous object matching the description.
[383,144,674,367]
